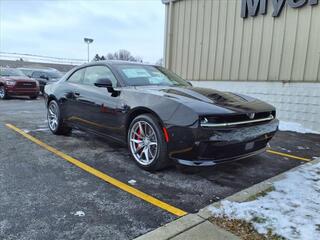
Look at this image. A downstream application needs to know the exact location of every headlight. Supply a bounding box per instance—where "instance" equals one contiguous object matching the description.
[5,80,16,86]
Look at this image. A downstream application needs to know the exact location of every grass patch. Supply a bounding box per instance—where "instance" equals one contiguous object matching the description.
[209,216,285,240]
[245,186,275,202]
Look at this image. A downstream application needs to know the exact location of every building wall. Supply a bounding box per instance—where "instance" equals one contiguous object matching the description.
[164,0,320,132]
[164,0,320,82]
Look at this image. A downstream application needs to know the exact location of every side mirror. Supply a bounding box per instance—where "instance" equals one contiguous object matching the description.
[187,80,193,86]
[94,78,114,93]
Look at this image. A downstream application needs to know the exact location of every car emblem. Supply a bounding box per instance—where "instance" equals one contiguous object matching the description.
[247,113,255,119]
[202,117,209,124]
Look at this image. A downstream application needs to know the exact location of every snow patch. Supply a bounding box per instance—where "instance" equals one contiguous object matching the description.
[297,146,310,150]
[128,179,137,185]
[210,161,320,240]
[74,211,85,217]
[33,128,49,132]
[279,121,319,134]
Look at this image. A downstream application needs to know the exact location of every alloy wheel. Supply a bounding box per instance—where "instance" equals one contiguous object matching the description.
[129,121,158,166]
[48,103,59,131]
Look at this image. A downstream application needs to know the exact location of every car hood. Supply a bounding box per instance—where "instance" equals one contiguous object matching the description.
[135,86,275,115]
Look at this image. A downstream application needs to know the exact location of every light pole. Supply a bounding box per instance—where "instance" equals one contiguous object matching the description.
[84,37,94,62]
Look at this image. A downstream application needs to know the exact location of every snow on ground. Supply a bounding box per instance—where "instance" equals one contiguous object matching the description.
[279,121,319,134]
[210,160,320,240]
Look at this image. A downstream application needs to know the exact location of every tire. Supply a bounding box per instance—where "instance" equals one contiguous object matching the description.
[127,114,169,171]
[47,100,72,135]
[29,95,38,100]
[0,86,7,100]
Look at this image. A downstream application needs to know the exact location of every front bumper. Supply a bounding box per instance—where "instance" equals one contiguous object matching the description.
[6,86,40,96]
[168,119,279,166]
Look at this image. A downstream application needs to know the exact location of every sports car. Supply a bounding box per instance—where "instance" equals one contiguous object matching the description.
[44,61,278,171]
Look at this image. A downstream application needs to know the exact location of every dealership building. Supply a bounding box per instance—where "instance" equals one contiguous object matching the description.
[162,0,320,132]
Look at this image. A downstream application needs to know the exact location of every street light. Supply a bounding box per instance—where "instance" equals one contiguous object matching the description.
[84,37,94,62]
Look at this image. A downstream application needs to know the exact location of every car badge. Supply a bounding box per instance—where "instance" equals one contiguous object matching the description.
[247,113,255,119]
[202,117,209,124]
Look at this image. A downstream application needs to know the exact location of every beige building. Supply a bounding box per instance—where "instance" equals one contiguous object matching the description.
[162,0,320,132]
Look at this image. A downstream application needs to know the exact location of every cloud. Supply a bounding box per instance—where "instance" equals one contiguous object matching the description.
[0,0,165,63]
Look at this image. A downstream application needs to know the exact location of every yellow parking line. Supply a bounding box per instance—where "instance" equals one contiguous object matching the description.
[266,149,311,162]
[5,123,187,217]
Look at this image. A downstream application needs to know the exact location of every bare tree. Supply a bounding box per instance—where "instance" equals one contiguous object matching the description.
[105,49,142,62]
[93,54,101,61]
[106,53,114,60]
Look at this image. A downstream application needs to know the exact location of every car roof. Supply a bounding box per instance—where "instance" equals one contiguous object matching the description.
[81,60,154,68]
[18,67,59,72]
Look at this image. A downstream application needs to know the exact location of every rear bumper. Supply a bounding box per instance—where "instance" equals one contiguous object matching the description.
[168,119,279,166]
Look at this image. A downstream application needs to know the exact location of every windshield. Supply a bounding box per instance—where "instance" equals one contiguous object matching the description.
[0,68,26,77]
[19,69,34,77]
[115,65,190,87]
[47,71,63,78]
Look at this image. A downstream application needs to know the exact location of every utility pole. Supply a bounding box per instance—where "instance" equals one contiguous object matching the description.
[84,38,94,62]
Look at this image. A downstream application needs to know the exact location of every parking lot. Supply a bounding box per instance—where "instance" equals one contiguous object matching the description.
[1,97,319,240]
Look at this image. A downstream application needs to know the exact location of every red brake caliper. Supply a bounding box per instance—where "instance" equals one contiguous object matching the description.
[136,128,141,151]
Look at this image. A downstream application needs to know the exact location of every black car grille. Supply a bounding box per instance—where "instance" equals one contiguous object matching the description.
[198,138,269,160]
[204,111,274,123]
[15,82,36,88]
[201,111,275,127]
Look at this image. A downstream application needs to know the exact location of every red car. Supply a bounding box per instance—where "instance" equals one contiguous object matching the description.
[0,68,40,100]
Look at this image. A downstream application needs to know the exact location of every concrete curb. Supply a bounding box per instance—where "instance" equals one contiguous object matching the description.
[134,158,320,240]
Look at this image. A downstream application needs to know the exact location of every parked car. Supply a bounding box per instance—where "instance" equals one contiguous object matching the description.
[19,68,63,94]
[18,67,35,77]
[0,67,40,100]
[44,61,278,171]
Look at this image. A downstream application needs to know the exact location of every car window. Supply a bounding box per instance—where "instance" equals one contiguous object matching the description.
[83,66,117,87]
[115,65,189,87]
[41,72,48,78]
[67,68,85,84]
[31,71,42,78]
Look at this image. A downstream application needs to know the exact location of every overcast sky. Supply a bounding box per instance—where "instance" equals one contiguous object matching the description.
[0,0,165,63]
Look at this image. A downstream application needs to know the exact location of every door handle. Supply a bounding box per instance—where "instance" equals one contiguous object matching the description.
[74,92,80,97]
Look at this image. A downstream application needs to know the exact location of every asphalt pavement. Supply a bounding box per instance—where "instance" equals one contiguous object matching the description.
[0,97,318,240]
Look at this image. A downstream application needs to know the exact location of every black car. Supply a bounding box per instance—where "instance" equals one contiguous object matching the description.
[20,68,63,93]
[44,61,278,171]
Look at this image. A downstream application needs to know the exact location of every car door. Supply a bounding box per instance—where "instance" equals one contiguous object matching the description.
[73,65,123,140]
[63,67,86,124]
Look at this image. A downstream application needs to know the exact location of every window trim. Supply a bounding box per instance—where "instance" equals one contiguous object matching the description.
[82,65,119,87]
[66,67,86,84]
[65,63,124,87]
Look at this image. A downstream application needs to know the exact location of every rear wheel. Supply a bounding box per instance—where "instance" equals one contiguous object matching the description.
[128,114,169,171]
[47,100,72,135]
[0,86,7,99]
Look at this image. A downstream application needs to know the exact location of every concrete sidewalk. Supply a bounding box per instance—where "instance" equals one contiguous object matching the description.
[135,213,239,240]
[135,158,320,240]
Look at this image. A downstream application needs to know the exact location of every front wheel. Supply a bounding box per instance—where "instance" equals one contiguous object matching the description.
[47,100,72,135]
[128,114,169,171]
[0,86,7,99]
